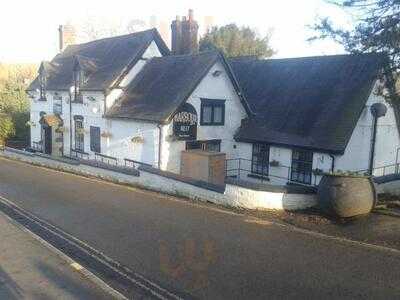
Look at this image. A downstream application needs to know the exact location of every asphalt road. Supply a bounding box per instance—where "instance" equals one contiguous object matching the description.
[0,157,400,299]
[0,212,112,300]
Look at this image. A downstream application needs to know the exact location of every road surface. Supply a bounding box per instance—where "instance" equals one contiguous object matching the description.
[0,211,115,299]
[0,157,399,299]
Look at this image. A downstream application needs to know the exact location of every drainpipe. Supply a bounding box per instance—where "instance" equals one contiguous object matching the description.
[329,154,335,173]
[369,103,387,175]
[157,124,163,169]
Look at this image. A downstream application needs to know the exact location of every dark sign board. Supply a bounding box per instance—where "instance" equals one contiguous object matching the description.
[173,103,197,140]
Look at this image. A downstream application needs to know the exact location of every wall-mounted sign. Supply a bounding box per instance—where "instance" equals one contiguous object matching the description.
[173,103,197,141]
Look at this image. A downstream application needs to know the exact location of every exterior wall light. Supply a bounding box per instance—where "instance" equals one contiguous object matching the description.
[131,136,144,143]
[212,70,222,77]
[101,131,113,138]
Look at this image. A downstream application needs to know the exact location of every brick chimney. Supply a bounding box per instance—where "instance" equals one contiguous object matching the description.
[171,9,199,55]
[58,25,76,52]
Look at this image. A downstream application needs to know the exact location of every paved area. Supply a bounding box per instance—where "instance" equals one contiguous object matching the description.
[254,207,400,250]
[1,157,400,299]
[0,211,114,300]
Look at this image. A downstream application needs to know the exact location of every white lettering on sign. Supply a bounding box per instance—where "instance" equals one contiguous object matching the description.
[173,112,197,125]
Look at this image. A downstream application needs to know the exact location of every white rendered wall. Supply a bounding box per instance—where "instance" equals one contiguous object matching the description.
[118,41,163,88]
[160,61,248,173]
[235,82,400,185]
[30,40,165,164]
[334,83,400,174]
[0,149,318,211]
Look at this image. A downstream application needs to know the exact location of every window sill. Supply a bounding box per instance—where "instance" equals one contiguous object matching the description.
[288,181,312,186]
[200,123,225,126]
[38,97,47,101]
[247,173,270,181]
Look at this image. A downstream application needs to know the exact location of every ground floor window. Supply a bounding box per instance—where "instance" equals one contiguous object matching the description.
[291,149,313,184]
[74,117,84,152]
[90,126,101,153]
[186,139,221,152]
[251,143,269,176]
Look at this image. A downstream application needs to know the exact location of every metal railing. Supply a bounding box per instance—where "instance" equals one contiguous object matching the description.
[124,158,152,169]
[69,149,152,171]
[70,149,89,160]
[225,158,319,186]
[94,152,118,166]
[354,163,400,177]
[32,141,43,152]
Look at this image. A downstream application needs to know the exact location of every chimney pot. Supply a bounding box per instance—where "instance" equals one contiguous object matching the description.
[59,24,76,52]
[171,10,199,55]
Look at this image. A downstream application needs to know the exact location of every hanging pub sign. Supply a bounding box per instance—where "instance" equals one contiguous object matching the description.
[173,103,197,140]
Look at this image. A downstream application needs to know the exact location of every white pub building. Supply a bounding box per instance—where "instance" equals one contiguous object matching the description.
[27,10,400,186]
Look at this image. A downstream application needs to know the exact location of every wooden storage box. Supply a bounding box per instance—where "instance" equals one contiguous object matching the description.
[180,150,226,185]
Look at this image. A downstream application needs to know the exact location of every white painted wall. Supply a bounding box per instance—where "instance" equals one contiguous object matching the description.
[119,41,162,86]
[160,61,248,173]
[236,82,400,185]
[30,40,165,166]
[1,149,318,211]
[334,83,400,175]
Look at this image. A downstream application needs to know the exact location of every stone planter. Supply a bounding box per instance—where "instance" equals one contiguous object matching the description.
[318,174,377,218]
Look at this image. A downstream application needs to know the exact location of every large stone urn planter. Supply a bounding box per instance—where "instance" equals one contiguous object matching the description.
[318,174,377,218]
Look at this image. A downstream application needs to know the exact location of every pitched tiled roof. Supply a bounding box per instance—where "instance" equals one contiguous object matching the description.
[230,53,387,154]
[28,29,170,91]
[106,51,251,123]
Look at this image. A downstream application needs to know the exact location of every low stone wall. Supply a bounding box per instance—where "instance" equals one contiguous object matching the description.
[0,148,317,211]
[374,174,400,196]
[376,181,400,196]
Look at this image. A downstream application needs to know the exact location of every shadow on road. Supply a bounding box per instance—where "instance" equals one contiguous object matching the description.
[0,265,24,300]
[34,259,106,299]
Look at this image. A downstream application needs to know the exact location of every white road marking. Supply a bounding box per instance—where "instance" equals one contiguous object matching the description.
[0,195,183,300]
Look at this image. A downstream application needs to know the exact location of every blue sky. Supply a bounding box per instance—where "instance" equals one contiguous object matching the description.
[0,0,353,63]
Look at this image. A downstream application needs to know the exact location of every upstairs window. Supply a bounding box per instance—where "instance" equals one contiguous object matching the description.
[39,73,46,101]
[291,149,313,185]
[73,69,84,103]
[53,93,62,114]
[200,99,225,126]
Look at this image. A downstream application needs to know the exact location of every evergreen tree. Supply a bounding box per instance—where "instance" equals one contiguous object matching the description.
[200,24,275,58]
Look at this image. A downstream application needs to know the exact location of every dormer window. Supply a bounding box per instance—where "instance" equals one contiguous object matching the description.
[39,71,46,101]
[73,69,84,103]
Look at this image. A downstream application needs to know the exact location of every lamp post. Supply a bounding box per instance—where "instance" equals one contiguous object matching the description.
[68,86,75,157]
